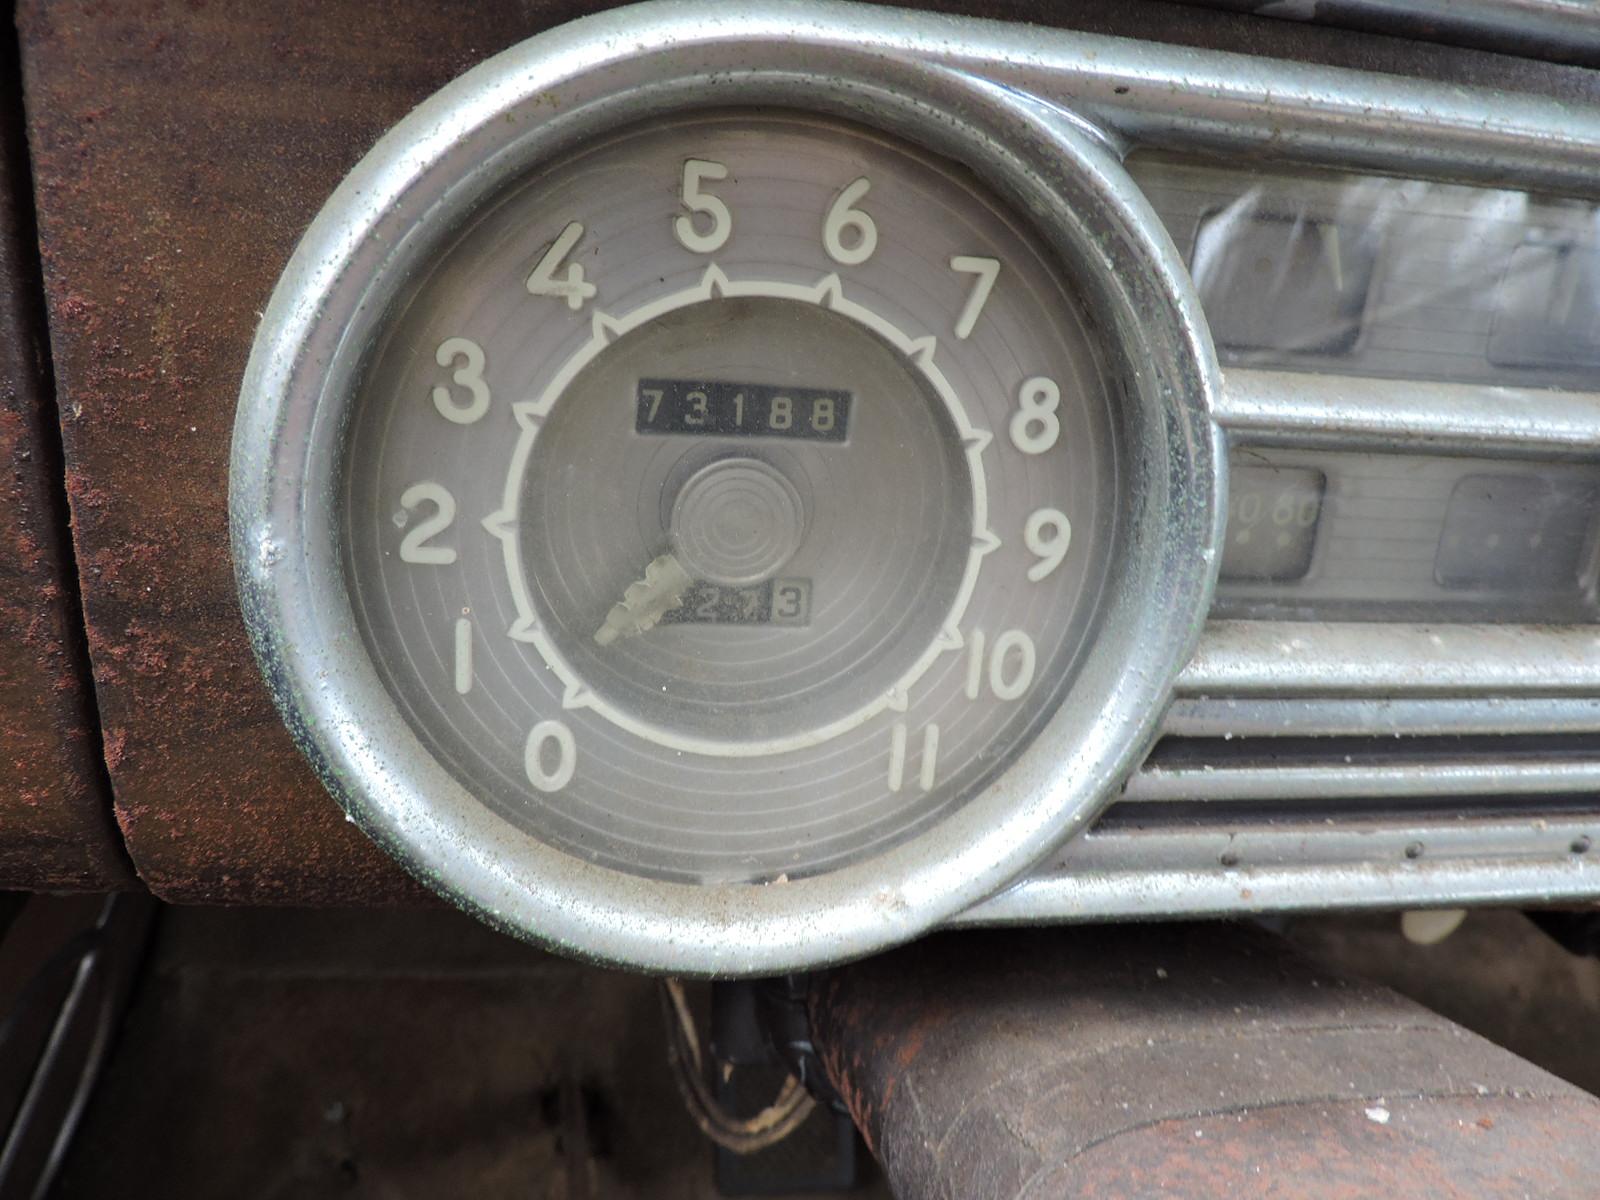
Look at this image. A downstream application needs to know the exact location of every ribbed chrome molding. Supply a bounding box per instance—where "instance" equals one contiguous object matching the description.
[1173,0,1600,68]
[958,816,1600,925]
[1217,370,1600,458]
[905,4,1600,920]
[1181,623,1600,697]
[1165,622,1600,741]
[941,19,1600,191]
[1125,758,1600,803]
[1165,696,1600,738]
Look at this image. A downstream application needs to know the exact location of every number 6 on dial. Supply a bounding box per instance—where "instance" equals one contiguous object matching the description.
[823,177,877,265]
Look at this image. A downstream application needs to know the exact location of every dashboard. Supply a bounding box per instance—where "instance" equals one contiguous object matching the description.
[7,0,1600,974]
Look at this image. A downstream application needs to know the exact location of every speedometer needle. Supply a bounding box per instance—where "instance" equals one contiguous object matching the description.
[593,553,694,646]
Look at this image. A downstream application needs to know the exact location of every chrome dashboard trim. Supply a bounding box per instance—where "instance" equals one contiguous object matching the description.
[948,18,1600,192]
[230,0,1227,975]
[959,820,1599,925]
[1175,0,1600,68]
[1182,622,1600,697]
[1165,696,1600,738]
[1217,370,1600,458]
[1125,758,1600,803]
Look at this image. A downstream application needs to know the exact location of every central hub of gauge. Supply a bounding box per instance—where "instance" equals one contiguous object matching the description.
[669,457,808,587]
[514,293,981,751]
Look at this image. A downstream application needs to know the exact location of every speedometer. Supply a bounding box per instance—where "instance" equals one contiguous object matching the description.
[348,111,1116,882]
[231,6,1221,973]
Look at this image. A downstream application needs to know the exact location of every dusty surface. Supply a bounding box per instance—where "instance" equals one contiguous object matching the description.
[54,905,888,1199]
[0,49,129,890]
[50,907,1600,1197]
[810,920,1600,1198]
[1287,908,1600,1097]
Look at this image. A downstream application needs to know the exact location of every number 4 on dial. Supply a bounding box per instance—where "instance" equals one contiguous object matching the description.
[527,221,597,310]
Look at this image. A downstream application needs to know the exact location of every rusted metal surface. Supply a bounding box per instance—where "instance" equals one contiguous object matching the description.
[809,925,1600,1197]
[0,48,131,891]
[14,0,648,902]
[17,0,1600,903]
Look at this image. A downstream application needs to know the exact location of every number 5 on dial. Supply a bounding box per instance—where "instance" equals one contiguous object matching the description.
[675,159,732,253]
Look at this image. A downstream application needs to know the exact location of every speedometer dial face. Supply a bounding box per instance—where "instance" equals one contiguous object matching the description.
[342,112,1119,884]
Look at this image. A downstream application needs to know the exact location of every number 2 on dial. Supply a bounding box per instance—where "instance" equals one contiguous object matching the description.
[398,482,457,565]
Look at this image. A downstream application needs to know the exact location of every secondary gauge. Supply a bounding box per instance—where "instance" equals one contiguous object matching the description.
[232,4,1222,974]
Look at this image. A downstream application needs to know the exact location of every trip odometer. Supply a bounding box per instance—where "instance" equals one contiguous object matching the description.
[232,11,1221,974]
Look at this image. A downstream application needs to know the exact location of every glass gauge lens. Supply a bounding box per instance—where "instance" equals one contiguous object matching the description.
[342,112,1118,884]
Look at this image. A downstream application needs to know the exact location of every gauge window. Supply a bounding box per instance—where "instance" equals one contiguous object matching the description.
[340,112,1119,884]
[1219,465,1324,583]
[1435,473,1600,592]
[1191,209,1378,356]
[1215,449,1600,622]
[1488,241,1600,370]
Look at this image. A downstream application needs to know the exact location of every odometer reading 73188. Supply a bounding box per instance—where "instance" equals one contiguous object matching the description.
[637,378,851,440]
[337,111,1119,885]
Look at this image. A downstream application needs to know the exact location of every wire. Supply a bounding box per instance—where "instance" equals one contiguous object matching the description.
[658,978,817,1154]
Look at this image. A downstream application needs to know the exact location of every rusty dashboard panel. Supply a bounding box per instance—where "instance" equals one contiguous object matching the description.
[8,2,618,901]
[11,0,1203,905]
[0,80,128,890]
[17,0,1600,918]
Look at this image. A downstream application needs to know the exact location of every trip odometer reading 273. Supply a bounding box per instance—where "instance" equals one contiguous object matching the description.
[340,113,1119,885]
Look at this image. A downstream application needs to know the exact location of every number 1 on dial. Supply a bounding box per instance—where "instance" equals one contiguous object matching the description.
[454,617,473,695]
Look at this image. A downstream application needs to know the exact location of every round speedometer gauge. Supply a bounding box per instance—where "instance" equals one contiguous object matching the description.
[348,111,1115,883]
[232,8,1222,974]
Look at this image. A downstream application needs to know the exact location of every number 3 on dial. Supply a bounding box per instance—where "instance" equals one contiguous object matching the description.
[431,337,490,424]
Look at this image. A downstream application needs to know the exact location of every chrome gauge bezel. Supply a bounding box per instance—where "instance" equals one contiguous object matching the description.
[230,3,1224,975]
